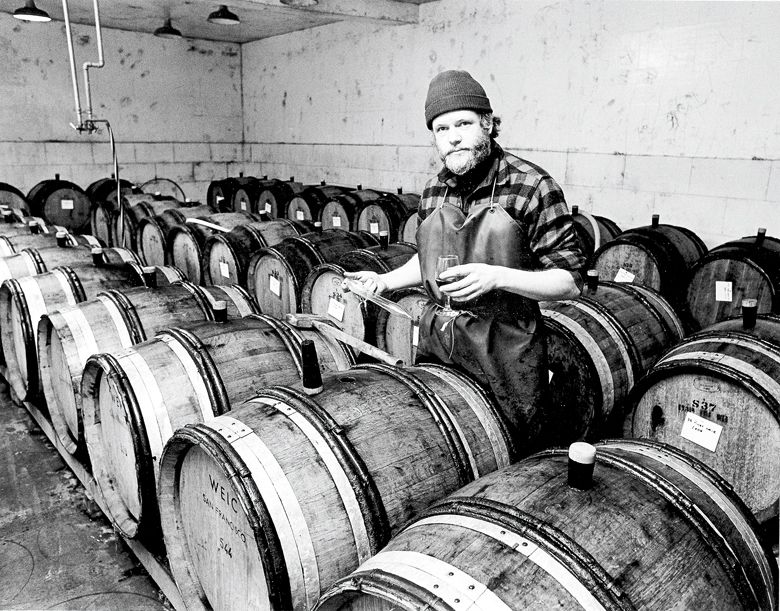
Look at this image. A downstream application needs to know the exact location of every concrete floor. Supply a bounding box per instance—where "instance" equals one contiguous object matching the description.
[0,386,171,610]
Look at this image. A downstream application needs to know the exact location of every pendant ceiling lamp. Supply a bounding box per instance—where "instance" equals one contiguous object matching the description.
[13,0,51,22]
[208,5,240,25]
[154,18,182,39]
[280,0,319,6]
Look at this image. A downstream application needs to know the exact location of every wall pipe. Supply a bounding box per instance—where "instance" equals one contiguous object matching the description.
[61,0,83,131]
[82,0,104,124]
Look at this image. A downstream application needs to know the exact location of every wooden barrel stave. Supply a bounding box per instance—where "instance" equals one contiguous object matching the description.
[316,439,776,611]
[0,250,143,402]
[320,189,383,232]
[112,197,182,250]
[202,220,306,287]
[0,239,109,283]
[356,196,417,243]
[39,281,245,455]
[570,207,621,261]
[540,281,684,445]
[207,178,240,212]
[286,185,351,223]
[81,313,355,539]
[374,287,429,361]
[626,331,780,522]
[400,212,420,245]
[137,205,213,266]
[26,178,92,233]
[257,179,303,219]
[157,362,512,610]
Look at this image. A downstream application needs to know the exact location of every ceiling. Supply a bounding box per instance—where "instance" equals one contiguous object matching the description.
[1,0,438,44]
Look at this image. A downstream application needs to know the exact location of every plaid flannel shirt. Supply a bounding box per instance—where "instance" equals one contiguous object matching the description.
[418,143,586,288]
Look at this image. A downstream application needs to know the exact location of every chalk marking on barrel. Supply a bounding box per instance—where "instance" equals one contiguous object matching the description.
[159,335,214,423]
[216,414,318,611]
[409,514,607,610]
[603,441,775,600]
[541,308,615,411]
[96,295,134,347]
[357,550,515,611]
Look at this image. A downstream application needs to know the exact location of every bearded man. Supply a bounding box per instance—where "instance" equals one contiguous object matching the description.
[345,69,585,454]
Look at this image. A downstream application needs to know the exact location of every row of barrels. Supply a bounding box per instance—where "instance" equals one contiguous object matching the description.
[0,216,775,609]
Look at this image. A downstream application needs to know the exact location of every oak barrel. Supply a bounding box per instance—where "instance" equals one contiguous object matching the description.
[374,287,429,361]
[591,217,707,320]
[300,242,417,343]
[139,177,186,201]
[320,188,383,232]
[355,192,419,243]
[87,178,138,246]
[81,313,353,538]
[540,278,684,444]
[39,280,255,455]
[0,237,111,284]
[0,248,143,401]
[286,184,352,223]
[111,194,182,250]
[157,362,514,611]
[231,176,269,214]
[570,204,621,260]
[316,439,776,611]
[26,176,92,233]
[0,182,30,216]
[626,326,780,523]
[207,177,240,212]
[685,230,780,330]
[0,231,100,257]
[400,212,420,245]
[202,219,308,287]
[247,229,379,318]
[136,204,214,267]
[166,211,259,283]
[257,178,303,219]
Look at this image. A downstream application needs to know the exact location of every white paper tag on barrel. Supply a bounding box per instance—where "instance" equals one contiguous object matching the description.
[613,268,635,283]
[240,201,248,211]
[370,222,379,234]
[715,281,733,302]
[296,210,304,221]
[332,216,341,228]
[327,297,346,322]
[219,261,230,279]
[680,412,723,452]
[216,195,224,205]
[412,324,419,347]
[269,274,281,297]
[264,202,272,215]
[61,199,74,210]
[186,218,231,232]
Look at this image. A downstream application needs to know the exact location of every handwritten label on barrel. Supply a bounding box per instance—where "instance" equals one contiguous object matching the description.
[240,200,247,211]
[715,281,732,302]
[332,216,341,228]
[613,268,635,283]
[327,297,346,322]
[264,202,272,215]
[370,222,379,234]
[61,199,74,210]
[412,324,419,347]
[219,261,230,279]
[296,210,304,221]
[269,274,281,297]
[216,195,224,204]
[680,412,722,452]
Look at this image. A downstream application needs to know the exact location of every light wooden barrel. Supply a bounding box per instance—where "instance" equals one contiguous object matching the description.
[0,237,112,284]
[316,439,776,611]
[247,229,379,319]
[202,219,309,287]
[0,249,145,402]
[39,281,256,455]
[286,185,352,224]
[0,215,51,238]
[81,313,354,538]
[257,178,304,219]
[157,362,514,611]
[400,212,419,245]
[320,188,383,232]
[0,182,30,216]
[0,232,100,257]
[136,204,214,266]
[166,212,259,283]
[27,177,92,233]
[569,205,621,261]
[540,280,684,445]
[592,220,707,321]
[111,195,183,250]
[207,177,240,212]
[355,193,419,243]
[706,312,780,344]
[626,328,780,523]
[300,243,417,343]
[685,232,780,331]
[87,179,138,247]
[374,287,429,360]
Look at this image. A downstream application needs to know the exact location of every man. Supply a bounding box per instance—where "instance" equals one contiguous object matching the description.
[345,69,585,454]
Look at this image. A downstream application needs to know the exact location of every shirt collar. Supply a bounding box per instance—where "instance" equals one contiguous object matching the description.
[437,141,506,195]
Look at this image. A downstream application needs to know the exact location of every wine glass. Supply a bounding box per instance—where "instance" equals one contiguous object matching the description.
[436,254,460,315]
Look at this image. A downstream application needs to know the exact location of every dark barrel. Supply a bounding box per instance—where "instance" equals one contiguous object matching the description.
[286,184,353,224]
[0,182,30,216]
[356,191,419,243]
[257,177,304,219]
[569,204,621,261]
[111,194,183,250]
[320,187,384,231]
[87,177,139,246]
[26,176,92,233]
[138,177,186,201]
[136,204,214,267]
[206,177,241,212]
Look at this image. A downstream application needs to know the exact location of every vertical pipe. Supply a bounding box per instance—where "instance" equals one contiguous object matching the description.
[82,0,105,123]
[61,0,83,129]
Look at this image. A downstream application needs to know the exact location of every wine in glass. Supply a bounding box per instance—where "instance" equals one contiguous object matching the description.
[436,254,460,315]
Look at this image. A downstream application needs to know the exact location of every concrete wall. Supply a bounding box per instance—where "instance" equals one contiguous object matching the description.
[0,18,243,202]
[242,0,780,247]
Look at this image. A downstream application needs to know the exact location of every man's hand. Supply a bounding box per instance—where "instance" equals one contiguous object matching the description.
[439,263,501,301]
[342,270,388,295]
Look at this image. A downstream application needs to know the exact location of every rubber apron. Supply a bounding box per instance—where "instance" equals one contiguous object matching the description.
[415,186,549,452]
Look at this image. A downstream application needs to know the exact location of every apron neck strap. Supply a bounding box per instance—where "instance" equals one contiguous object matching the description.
[439,173,499,211]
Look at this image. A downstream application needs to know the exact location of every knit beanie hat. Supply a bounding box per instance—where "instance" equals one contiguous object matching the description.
[424,70,492,129]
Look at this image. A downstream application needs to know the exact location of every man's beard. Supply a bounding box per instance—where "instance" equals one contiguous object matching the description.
[440,133,492,175]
